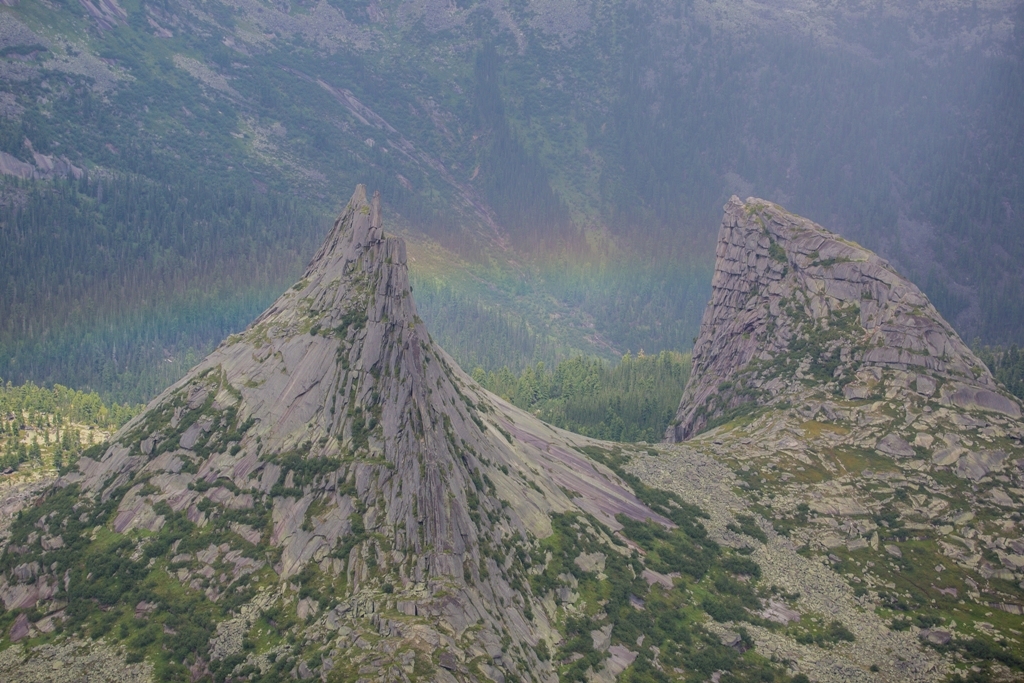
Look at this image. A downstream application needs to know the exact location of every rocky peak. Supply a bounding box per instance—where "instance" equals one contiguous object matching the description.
[668,196,1021,442]
[3,186,666,681]
[656,200,1024,681]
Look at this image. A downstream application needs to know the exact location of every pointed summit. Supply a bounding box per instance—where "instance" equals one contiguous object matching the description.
[6,186,667,680]
[668,196,1022,442]
[303,184,385,281]
[645,198,1024,683]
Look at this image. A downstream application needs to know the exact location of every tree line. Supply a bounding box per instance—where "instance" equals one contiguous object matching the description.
[474,350,691,443]
[0,378,139,470]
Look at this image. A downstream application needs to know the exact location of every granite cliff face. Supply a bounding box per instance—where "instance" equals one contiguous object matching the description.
[669,196,1021,443]
[0,187,668,681]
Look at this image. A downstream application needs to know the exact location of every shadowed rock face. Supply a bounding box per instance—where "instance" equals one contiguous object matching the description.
[4,186,665,681]
[667,196,1022,442]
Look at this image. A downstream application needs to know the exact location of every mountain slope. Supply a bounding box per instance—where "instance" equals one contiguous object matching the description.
[648,197,1024,681]
[0,186,632,678]
[2,0,1024,402]
[2,188,778,683]
[4,192,1022,681]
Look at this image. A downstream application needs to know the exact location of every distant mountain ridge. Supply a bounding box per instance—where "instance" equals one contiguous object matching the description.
[2,0,1023,401]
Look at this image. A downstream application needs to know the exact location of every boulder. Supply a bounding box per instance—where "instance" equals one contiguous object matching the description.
[920,629,952,646]
[955,450,1007,481]
[762,600,801,625]
[876,434,916,459]
[9,613,30,642]
[949,387,1021,418]
[915,376,937,396]
[591,623,613,651]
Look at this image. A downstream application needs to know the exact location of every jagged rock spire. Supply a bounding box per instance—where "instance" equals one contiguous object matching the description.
[668,196,1021,442]
[42,186,662,682]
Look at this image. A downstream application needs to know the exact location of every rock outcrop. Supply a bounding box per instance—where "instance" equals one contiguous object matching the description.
[652,197,1024,682]
[1,186,665,681]
[668,196,1022,442]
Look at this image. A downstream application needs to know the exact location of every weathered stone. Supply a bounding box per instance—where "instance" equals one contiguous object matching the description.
[811,498,868,516]
[40,535,64,551]
[932,447,965,467]
[762,600,801,624]
[956,450,1007,481]
[574,552,606,575]
[591,623,613,651]
[846,537,868,551]
[641,568,675,589]
[438,651,458,671]
[605,645,637,677]
[843,384,870,400]
[953,511,974,525]
[876,434,916,459]
[9,613,29,642]
[920,629,952,646]
[4,186,673,683]
[989,488,1015,507]
[948,387,1021,418]
[12,562,39,583]
[719,631,744,649]
[667,196,1022,442]
[915,376,936,397]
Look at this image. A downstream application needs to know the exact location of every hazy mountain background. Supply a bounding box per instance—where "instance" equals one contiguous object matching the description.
[0,0,1022,403]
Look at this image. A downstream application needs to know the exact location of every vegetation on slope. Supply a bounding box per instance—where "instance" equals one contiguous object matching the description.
[0,428,813,683]
[1,0,1023,404]
[475,351,690,443]
[0,379,139,470]
[0,175,324,403]
[977,345,1024,401]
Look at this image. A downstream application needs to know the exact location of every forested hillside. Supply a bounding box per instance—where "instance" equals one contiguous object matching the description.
[978,345,1024,402]
[0,379,138,471]
[476,351,691,443]
[0,175,323,401]
[0,0,1021,401]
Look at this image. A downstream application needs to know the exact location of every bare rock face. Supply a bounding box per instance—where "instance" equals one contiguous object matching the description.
[645,198,1024,682]
[668,196,1022,442]
[2,186,665,682]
